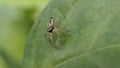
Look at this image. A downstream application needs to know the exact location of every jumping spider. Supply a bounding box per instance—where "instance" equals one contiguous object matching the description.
[46,17,59,49]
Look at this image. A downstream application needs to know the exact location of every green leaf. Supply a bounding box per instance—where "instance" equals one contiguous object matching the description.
[22,0,120,68]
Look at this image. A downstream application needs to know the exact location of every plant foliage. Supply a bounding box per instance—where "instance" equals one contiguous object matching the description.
[23,0,120,68]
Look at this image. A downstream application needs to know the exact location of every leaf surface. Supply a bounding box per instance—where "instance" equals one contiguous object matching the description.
[23,0,120,68]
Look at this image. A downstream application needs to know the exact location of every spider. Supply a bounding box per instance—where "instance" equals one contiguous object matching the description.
[45,17,59,49]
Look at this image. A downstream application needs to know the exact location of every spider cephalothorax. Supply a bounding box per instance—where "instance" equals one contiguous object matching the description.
[47,17,54,33]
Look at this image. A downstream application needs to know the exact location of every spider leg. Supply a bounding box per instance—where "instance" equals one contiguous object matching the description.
[45,32,59,49]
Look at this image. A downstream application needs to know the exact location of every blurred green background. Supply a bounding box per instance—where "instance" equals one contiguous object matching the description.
[0,0,50,68]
